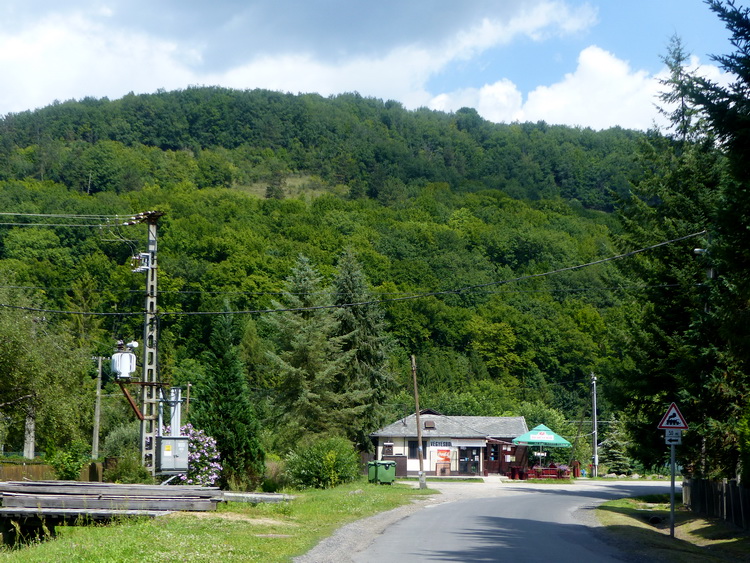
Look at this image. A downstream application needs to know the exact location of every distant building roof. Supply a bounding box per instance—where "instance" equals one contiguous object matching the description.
[371,412,528,440]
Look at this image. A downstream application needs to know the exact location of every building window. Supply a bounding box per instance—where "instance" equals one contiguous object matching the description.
[408,440,427,459]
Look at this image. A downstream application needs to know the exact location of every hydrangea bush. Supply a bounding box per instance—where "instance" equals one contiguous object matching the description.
[163,423,222,486]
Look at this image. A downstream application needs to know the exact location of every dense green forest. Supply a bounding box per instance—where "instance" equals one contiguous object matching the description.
[0,0,749,487]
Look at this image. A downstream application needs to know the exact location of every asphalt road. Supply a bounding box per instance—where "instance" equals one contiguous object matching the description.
[349,480,672,563]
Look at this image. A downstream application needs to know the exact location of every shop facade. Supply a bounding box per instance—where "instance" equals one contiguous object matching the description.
[371,410,529,477]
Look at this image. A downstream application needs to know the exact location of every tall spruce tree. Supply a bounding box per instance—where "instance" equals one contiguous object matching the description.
[263,255,354,451]
[686,0,750,480]
[331,249,395,451]
[191,313,265,489]
[613,34,730,477]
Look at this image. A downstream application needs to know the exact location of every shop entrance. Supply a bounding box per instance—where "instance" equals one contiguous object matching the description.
[458,447,480,474]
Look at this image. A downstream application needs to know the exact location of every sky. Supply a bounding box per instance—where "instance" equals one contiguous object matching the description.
[0,0,742,131]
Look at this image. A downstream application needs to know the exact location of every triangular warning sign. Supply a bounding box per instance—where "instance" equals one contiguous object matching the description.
[658,402,688,430]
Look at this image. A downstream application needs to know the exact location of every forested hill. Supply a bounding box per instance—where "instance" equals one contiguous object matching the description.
[0,87,642,209]
[0,86,665,469]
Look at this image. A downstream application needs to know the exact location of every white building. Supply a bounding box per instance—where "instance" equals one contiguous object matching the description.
[371,410,529,477]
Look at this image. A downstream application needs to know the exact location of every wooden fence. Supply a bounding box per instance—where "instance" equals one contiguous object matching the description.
[0,462,103,482]
[682,478,750,530]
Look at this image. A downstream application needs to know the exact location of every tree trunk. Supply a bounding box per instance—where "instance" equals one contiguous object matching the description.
[23,403,35,459]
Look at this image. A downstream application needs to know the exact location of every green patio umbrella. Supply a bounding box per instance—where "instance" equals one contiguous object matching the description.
[513,424,572,447]
[513,424,571,468]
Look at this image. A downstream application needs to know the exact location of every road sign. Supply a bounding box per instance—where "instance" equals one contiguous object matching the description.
[658,403,688,430]
[665,434,682,446]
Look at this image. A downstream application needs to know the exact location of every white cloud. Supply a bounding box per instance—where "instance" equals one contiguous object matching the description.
[0,1,598,116]
[430,80,525,123]
[0,14,197,113]
[427,46,727,131]
[521,45,658,129]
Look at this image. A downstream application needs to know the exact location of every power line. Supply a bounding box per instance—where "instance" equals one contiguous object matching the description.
[0,212,123,218]
[0,230,707,317]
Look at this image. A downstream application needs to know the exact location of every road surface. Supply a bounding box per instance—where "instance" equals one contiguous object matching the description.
[296,478,672,563]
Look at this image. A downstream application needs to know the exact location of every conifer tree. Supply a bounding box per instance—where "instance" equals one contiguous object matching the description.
[685,0,750,479]
[331,249,395,450]
[600,418,632,475]
[263,255,354,451]
[613,34,729,476]
[191,313,265,489]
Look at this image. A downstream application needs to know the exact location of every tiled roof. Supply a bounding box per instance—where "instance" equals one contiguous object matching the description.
[371,413,528,439]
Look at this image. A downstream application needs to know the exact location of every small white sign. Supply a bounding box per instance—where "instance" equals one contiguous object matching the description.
[665,433,682,446]
[529,431,555,442]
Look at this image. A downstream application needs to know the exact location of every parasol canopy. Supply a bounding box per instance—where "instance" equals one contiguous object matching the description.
[512,424,571,447]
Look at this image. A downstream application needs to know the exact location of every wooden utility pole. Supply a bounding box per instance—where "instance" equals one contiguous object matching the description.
[411,355,426,489]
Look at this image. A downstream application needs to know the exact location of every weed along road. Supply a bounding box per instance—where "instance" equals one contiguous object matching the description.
[343,479,672,563]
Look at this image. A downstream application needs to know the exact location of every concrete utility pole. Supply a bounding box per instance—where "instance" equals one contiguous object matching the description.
[92,356,103,459]
[125,210,165,475]
[411,355,427,490]
[591,372,598,478]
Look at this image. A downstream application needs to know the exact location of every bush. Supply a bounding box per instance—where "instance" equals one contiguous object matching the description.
[102,422,140,459]
[47,441,90,480]
[285,436,360,489]
[261,453,289,492]
[103,450,154,484]
[174,424,222,486]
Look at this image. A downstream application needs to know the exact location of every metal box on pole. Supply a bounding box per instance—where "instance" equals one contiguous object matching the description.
[156,436,189,473]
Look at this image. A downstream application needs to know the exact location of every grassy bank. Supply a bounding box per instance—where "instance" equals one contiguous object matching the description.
[0,480,433,562]
[597,494,750,562]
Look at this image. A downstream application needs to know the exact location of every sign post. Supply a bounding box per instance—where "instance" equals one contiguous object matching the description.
[657,403,688,538]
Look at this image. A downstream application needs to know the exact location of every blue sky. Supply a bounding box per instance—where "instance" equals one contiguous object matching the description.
[0,1,740,130]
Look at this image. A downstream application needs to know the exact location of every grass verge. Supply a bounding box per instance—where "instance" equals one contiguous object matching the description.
[0,479,434,562]
[597,494,750,562]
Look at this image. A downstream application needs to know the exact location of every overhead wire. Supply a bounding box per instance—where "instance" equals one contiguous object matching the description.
[0,229,708,317]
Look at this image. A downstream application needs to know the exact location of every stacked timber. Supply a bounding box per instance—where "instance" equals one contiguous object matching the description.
[0,480,223,544]
[0,480,222,518]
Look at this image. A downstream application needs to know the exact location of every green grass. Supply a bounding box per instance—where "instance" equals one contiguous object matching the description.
[597,495,750,562]
[0,480,434,562]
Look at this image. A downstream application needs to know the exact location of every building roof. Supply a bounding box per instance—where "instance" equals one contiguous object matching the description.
[371,413,528,440]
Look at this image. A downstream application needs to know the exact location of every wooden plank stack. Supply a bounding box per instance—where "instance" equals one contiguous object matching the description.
[0,480,223,544]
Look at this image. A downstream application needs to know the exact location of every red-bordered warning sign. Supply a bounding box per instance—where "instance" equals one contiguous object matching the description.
[657,402,688,430]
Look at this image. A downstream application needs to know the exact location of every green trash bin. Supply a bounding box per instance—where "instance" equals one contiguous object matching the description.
[367,461,378,483]
[376,460,396,484]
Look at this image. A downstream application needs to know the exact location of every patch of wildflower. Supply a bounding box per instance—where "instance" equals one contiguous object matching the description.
[163,423,222,486]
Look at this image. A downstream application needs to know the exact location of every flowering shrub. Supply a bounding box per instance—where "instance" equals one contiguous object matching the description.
[164,424,222,486]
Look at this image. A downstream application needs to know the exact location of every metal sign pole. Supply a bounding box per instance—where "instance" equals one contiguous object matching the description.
[670,443,676,538]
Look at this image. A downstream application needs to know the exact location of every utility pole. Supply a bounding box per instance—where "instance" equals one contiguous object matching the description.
[124,210,165,475]
[591,372,598,478]
[411,355,426,490]
[92,356,103,459]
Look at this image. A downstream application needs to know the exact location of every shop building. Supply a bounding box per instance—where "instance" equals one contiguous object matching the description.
[370,410,529,477]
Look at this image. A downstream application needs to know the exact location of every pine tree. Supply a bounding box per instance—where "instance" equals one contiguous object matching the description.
[686,0,750,478]
[331,249,395,450]
[613,34,730,477]
[263,255,354,451]
[600,418,632,475]
[191,313,265,489]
